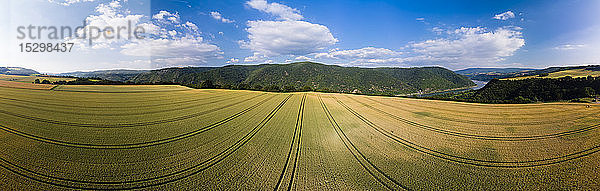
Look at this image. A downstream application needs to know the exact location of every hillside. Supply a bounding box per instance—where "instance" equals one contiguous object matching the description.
[455,68,537,82]
[132,62,474,95]
[0,67,39,75]
[455,68,535,75]
[504,65,600,80]
[59,70,149,82]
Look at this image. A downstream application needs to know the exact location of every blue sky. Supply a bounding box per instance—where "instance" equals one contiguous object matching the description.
[1,0,599,73]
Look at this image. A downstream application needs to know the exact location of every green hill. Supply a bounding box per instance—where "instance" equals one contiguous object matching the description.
[132,62,474,95]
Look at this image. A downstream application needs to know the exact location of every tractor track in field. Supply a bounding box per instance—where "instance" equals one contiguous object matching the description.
[0,93,241,116]
[349,96,600,140]
[0,85,193,93]
[0,94,276,149]
[375,97,585,116]
[364,97,596,126]
[0,92,232,109]
[51,88,194,93]
[0,94,267,128]
[333,96,600,168]
[318,95,410,191]
[0,92,216,105]
[0,95,292,190]
[274,94,305,191]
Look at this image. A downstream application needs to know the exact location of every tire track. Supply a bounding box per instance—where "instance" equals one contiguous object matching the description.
[0,85,192,93]
[0,95,293,190]
[274,94,305,191]
[365,97,596,126]
[52,88,193,93]
[334,96,600,168]
[0,94,276,149]
[377,97,583,115]
[0,93,242,116]
[349,96,600,141]
[0,91,231,109]
[319,95,410,191]
[0,94,267,128]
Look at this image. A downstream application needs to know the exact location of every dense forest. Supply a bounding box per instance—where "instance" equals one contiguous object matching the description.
[131,62,474,95]
[429,76,600,103]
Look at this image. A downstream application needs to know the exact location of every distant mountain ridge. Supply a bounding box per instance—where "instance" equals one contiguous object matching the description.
[0,67,39,75]
[132,62,475,95]
[455,68,537,82]
[59,69,149,82]
[455,68,536,75]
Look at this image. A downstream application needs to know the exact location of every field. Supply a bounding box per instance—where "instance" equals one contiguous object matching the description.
[0,74,76,83]
[503,68,600,80]
[0,85,599,190]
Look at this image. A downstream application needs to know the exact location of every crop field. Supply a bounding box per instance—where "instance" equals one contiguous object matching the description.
[504,68,600,80]
[0,85,599,190]
[0,74,76,83]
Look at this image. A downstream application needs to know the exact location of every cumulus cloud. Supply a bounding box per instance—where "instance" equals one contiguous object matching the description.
[314,27,525,68]
[210,11,234,23]
[66,0,144,49]
[120,36,221,58]
[67,1,222,68]
[493,11,516,20]
[554,44,586,50]
[48,0,95,6]
[240,20,337,57]
[226,58,240,64]
[315,47,402,60]
[295,56,312,60]
[244,53,267,62]
[120,10,223,67]
[153,11,180,23]
[405,27,525,67]
[246,0,303,21]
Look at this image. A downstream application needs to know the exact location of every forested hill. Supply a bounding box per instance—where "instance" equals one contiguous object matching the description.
[132,62,474,95]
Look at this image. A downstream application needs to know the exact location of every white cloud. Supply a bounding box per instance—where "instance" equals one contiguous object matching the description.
[315,47,402,60]
[416,18,425,21]
[153,11,180,23]
[48,0,95,6]
[241,20,337,57]
[226,58,240,64]
[121,36,221,60]
[244,53,267,62]
[66,0,145,49]
[246,0,303,21]
[406,27,525,67]
[554,44,586,50]
[69,2,222,68]
[295,56,312,60]
[493,11,516,20]
[210,11,234,23]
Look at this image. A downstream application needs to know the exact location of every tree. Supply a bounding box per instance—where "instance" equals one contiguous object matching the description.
[199,80,215,89]
[236,83,250,90]
[265,85,281,92]
[41,79,51,84]
[34,79,40,84]
[584,87,595,97]
[282,85,296,92]
[299,85,313,92]
[252,84,263,91]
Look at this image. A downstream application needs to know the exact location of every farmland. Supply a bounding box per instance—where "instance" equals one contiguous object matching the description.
[503,68,600,80]
[0,85,599,190]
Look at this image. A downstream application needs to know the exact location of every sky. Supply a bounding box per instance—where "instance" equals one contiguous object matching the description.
[1,0,599,73]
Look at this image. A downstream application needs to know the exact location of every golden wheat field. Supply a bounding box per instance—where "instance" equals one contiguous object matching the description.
[0,85,598,190]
